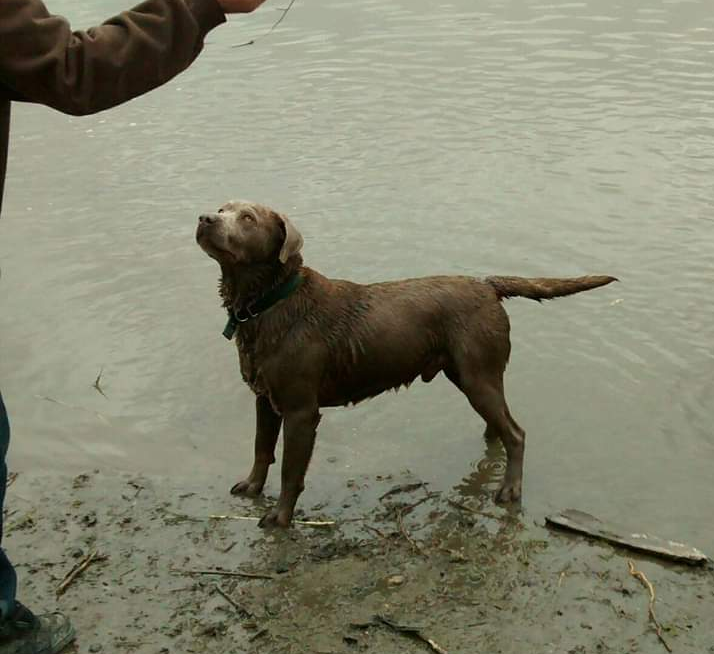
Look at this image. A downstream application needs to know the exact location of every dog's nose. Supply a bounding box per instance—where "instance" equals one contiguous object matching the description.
[198,213,218,225]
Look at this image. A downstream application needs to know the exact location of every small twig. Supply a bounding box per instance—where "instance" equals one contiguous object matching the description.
[385,491,438,556]
[128,481,144,498]
[56,551,102,596]
[214,584,244,612]
[173,567,274,580]
[392,492,439,518]
[627,560,672,653]
[374,615,448,654]
[248,628,268,643]
[396,510,425,557]
[162,510,204,525]
[447,498,479,514]
[446,498,498,521]
[92,367,108,399]
[382,491,439,557]
[209,514,259,522]
[232,0,297,47]
[35,395,110,425]
[422,635,449,654]
[6,472,18,488]
[221,541,238,554]
[267,0,296,33]
[362,524,390,540]
[209,514,335,527]
[378,482,426,501]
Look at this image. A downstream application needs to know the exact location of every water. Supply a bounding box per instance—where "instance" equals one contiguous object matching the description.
[1,0,712,545]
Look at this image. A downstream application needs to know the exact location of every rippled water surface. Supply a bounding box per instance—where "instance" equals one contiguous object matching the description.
[1,0,713,543]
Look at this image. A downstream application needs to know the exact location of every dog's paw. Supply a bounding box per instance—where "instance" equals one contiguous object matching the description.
[494,481,522,504]
[257,508,291,529]
[230,479,263,497]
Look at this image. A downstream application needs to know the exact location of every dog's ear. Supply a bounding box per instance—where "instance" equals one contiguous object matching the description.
[274,212,304,264]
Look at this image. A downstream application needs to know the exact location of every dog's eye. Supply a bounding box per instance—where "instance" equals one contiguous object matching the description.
[240,213,256,223]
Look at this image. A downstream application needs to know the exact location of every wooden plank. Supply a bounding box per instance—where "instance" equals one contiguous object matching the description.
[545,509,708,565]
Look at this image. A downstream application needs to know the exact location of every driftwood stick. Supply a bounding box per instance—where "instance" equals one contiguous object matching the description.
[627,560,672,653]
[547,509,707,565]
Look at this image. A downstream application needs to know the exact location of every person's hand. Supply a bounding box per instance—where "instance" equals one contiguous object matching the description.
[217,0,268,13]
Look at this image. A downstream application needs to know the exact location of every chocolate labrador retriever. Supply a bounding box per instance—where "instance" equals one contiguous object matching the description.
[196,200,616,527]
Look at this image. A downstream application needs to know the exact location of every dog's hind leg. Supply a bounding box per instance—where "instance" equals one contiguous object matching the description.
[449,366,526,503]
[445,367,508,444]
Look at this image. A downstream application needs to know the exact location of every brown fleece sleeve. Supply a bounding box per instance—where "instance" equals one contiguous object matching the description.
[0,0,225,115]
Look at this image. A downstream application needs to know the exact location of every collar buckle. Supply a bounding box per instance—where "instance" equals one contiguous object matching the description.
[234,302,259,323]
[220,272,304,340]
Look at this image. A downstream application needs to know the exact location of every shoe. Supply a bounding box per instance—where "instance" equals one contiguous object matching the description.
[0,602,75,654]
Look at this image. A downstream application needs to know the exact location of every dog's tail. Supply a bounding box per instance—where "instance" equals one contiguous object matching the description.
[485,275,617,302]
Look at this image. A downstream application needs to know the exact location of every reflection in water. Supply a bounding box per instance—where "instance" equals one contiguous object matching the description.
[450,438,527,557]
[454,438,507,507]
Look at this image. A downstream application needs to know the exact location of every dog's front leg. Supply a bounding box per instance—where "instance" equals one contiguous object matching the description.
[258,406,321,528]
[230,395,282,497]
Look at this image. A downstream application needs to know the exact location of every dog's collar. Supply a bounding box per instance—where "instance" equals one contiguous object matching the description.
[222,273,304,340]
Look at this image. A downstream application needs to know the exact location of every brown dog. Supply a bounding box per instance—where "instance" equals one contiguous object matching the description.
[196,200,616,527]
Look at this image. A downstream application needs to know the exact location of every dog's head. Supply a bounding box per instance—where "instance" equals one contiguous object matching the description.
[196,200,303,267]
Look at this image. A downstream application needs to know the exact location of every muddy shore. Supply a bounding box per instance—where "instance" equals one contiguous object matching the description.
[5,469,713,654]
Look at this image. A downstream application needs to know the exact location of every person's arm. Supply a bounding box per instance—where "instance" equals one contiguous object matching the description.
[0,0,230,115]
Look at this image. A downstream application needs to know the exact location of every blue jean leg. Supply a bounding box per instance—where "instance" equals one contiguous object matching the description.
[0,391,17,619]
